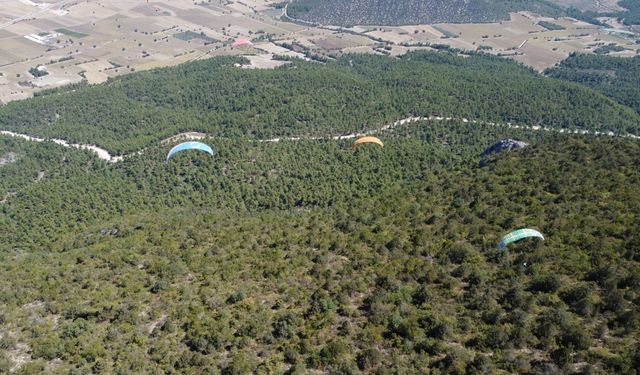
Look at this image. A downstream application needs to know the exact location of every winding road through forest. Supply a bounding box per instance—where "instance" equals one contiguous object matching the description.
[1,115,639,163]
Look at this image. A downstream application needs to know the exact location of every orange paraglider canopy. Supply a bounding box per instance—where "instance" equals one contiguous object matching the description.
[352,136,384,150]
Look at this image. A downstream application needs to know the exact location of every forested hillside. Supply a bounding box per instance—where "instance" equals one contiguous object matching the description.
[1,49,640,374]
[546,54,640,115]
[1,52,639,154]
[0,120,554,251]
[287,0,640,26]
[1,131,639,373]
[287,0,564,25]
[617,0,640,25]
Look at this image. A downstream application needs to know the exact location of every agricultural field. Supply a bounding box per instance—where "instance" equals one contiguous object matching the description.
[0,0,307,104]
[433,12,639,71]
[341,12,639,71]
[1,0,639,103]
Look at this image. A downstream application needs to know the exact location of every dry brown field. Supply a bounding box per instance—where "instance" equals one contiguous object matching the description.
[0,0,304,103]
[345,11,638,72]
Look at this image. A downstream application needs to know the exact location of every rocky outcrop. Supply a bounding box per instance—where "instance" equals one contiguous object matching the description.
[0,152,19,165]
[480,139,528,166]
[481,139,529,158]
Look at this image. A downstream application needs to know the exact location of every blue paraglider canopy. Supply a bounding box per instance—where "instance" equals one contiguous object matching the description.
[165,141,214,163]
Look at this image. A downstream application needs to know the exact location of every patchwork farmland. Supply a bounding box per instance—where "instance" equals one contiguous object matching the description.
[0,0,309,103]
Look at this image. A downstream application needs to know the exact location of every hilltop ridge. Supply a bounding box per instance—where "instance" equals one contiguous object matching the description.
[287,0,640,26]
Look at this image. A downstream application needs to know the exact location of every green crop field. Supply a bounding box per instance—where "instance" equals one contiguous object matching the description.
[54,28,88,38]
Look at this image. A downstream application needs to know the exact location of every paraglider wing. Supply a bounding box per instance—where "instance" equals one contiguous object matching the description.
[231,38,253,48]
[352,136,384,150]
[498,228,544,249]
[165,141,214,163]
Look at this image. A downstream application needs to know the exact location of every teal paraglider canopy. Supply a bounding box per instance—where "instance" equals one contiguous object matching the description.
[165,141,214,163]
[498,228,544,249]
